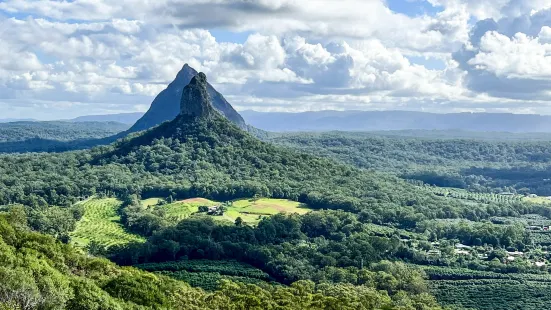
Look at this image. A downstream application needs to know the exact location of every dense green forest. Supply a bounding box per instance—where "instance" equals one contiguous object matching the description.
[268,132,551,195]
[0,121,129,153]
[0,121,128,142]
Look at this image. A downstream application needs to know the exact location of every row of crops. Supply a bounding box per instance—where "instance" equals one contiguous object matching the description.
[135,259,271,280]
[430,279,551,310]
[421,266,551,309]
[421,266,551,282]
[431,188,524,204]
[135,259,273,290]
[70,198,144,249]
[156,271,273,291]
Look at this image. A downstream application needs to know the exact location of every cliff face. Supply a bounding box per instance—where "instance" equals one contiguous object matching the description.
[127,64,246,133]
[179,73,216,118]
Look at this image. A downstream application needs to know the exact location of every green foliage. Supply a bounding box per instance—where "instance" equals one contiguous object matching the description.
[269,132,551,196]
[70,198,144,249]
[430,279,551,310]
[135,259,271,280]
[4,111,551,309]
[0,214,442,309]
[0,121,128,143]
[156,270,271,291]
[0,121,128,153]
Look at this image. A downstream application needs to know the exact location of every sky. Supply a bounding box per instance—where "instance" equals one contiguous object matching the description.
[1,0,551,119]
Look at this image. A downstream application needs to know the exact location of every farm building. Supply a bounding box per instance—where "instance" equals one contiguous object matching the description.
[207,206,224,216]
[455,250,470,255]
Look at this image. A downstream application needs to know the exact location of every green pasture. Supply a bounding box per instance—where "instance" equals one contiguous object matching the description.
[70,198,144,249]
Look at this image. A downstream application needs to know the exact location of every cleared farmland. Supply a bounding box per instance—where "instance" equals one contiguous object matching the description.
[70,198,144,249]
[141,197,312,224]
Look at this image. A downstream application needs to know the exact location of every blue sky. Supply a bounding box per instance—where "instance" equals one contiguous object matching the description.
[387,0,443,16]
[1,0,551,119]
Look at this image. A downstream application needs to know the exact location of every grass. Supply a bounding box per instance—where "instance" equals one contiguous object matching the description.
[225,198,310,224]
[141,197,163,207]
[524,196,551,204]
[70,198,144,249]
[231,198,310,215]
[145,197,311,225]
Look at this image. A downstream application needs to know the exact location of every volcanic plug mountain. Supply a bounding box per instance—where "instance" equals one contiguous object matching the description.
[127,64,246,133]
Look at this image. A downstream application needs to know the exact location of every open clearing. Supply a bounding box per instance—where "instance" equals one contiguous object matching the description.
[524,196,551,204]
[70,198,145,249]
[142,197,311,224]
[141,197,163,207]
[225,198,310,223]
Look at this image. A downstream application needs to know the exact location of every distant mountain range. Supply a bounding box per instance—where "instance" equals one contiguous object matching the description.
[6,64,551,135]
[70,113,144,124]
[0,114,143,124]
[240,110,551,133]
[6,109,551,134]
[0,118,37,123]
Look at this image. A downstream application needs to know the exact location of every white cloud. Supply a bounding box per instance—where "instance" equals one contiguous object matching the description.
[469,31,551,79]
[430,0,550,20]
[2,0,551,118]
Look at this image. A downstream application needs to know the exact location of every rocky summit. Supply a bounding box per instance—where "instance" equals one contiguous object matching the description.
[127,64,246,133]
[179,72,216,119]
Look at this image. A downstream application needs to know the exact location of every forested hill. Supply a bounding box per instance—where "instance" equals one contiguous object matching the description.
[0,121,129,143]
[0,74,483,220]
[0,121,129,153]
[268,132,551,195]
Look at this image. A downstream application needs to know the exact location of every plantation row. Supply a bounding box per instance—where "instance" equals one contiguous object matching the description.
[69,198,144,249]
[430,188,524,204]
[529,231,551,246]
[421,266,551,282]
[156,271,272,291]
[135,259,271,280]
[430,279,551,310]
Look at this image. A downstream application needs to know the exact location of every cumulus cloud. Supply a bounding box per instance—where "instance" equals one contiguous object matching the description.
[452,4,551,101]
[469,31,551,79]
[2,0,551,118]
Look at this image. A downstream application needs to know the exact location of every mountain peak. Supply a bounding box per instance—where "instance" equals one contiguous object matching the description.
[127,63,246,133]
[180,72,216,118]
[174,63,198,84]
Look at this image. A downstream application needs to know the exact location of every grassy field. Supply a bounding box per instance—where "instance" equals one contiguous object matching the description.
[70,198,144,249]
[141,197,163,207]
[142,197,311,224]
[524,196,551,204]
[225,198,310,223]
